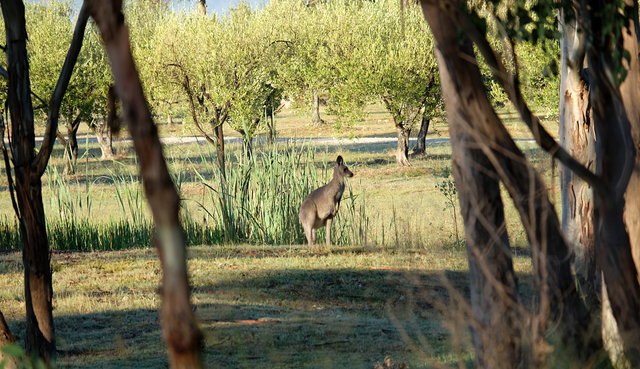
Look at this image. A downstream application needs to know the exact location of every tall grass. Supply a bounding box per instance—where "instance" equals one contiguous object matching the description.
[193,143,369,245]
[0,143,370,251]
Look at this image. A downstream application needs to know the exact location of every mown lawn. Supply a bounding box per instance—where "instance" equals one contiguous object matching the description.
[1,245,534,368]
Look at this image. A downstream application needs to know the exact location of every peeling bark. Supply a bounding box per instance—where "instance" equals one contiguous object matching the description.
[420,0,599,365]
[559,7,599,308]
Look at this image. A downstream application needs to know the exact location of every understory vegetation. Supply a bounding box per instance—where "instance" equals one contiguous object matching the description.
[0,114,556,253]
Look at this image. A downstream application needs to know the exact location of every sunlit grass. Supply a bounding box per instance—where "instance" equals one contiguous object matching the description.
[0,135,557,252]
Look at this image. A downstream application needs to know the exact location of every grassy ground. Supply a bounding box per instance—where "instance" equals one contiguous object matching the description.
[32,102,559,140]
[0,103,559,249]
[0,139,556,250]
[0,245,534,368]
[0,103,557,367]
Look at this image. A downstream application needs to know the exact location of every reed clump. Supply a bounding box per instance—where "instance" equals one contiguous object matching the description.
[0,144,368,251]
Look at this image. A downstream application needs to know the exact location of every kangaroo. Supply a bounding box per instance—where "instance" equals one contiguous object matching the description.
[299,155,354,245]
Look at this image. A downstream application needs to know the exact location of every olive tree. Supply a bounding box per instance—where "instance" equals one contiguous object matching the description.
[270,0,348,126]
[369,1,438,166]
[160,3,285,167]
[27,1,112,173]
[332,0,440,165]
[222,3,286,159]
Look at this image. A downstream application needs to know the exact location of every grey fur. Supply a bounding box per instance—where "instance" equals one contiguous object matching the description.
[299,155,354,245]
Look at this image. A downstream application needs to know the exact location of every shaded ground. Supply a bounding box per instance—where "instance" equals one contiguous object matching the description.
[0,245,534,368]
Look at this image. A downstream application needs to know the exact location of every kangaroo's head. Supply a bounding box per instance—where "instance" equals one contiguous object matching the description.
[334,155,354,179]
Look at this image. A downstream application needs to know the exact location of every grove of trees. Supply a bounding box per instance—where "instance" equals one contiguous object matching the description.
[2,0,639,368]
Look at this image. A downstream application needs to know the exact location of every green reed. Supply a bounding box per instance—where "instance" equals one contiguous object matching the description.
[0,143,370,251]
[193,143,369,245]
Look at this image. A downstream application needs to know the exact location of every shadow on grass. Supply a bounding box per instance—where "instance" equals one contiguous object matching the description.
[6,268,483,369]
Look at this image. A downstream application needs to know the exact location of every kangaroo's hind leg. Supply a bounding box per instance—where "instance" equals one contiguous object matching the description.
[302,222,314,245]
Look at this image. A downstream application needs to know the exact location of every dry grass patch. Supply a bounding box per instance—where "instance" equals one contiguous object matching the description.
[0,245,535,368]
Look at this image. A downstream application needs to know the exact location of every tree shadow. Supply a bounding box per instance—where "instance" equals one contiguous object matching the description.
[3,262,537,368]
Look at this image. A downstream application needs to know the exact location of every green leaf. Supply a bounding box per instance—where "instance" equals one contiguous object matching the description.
[0,343,24,358]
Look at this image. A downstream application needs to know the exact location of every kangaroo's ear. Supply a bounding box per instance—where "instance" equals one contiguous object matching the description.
[336,155,344,165]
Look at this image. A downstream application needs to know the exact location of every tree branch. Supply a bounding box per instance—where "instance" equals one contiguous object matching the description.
[84,1,204,366]
[34,3,89,177]
[0,68,49,110]
[454,8,606,194]
[30,90,48,111]
[168,63,217,145]
[0,114,20,221]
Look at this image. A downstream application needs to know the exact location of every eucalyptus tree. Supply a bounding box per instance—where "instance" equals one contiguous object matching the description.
[83,1,205,366]
[0,311,16,366]
[558,0,640,365]
[418,0,640,366]
[1,0,90,362]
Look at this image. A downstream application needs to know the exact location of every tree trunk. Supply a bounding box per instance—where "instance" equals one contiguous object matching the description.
[0,310,17,369]
[106,84,122,134]
[167,114,174,128]
[62,116,81,175]
[558,8,598,308]
[242,134,253,162]
[618,0,640,286]
[0,311,16,346]
[420,0,598,365]
[311,92,324,125]
[614,13,640,365]
[587,2,640,364]
[453,132,521,368]
[421,6,521,368]
[85,2,203,367]
[94,122,115,160]
[395,124,411,166]
[1,1,56,363]
[267,107,276,145]
[197,0,206,14]
[412,114,430,155]
[97,83,119,160]
[214,124,225,175]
